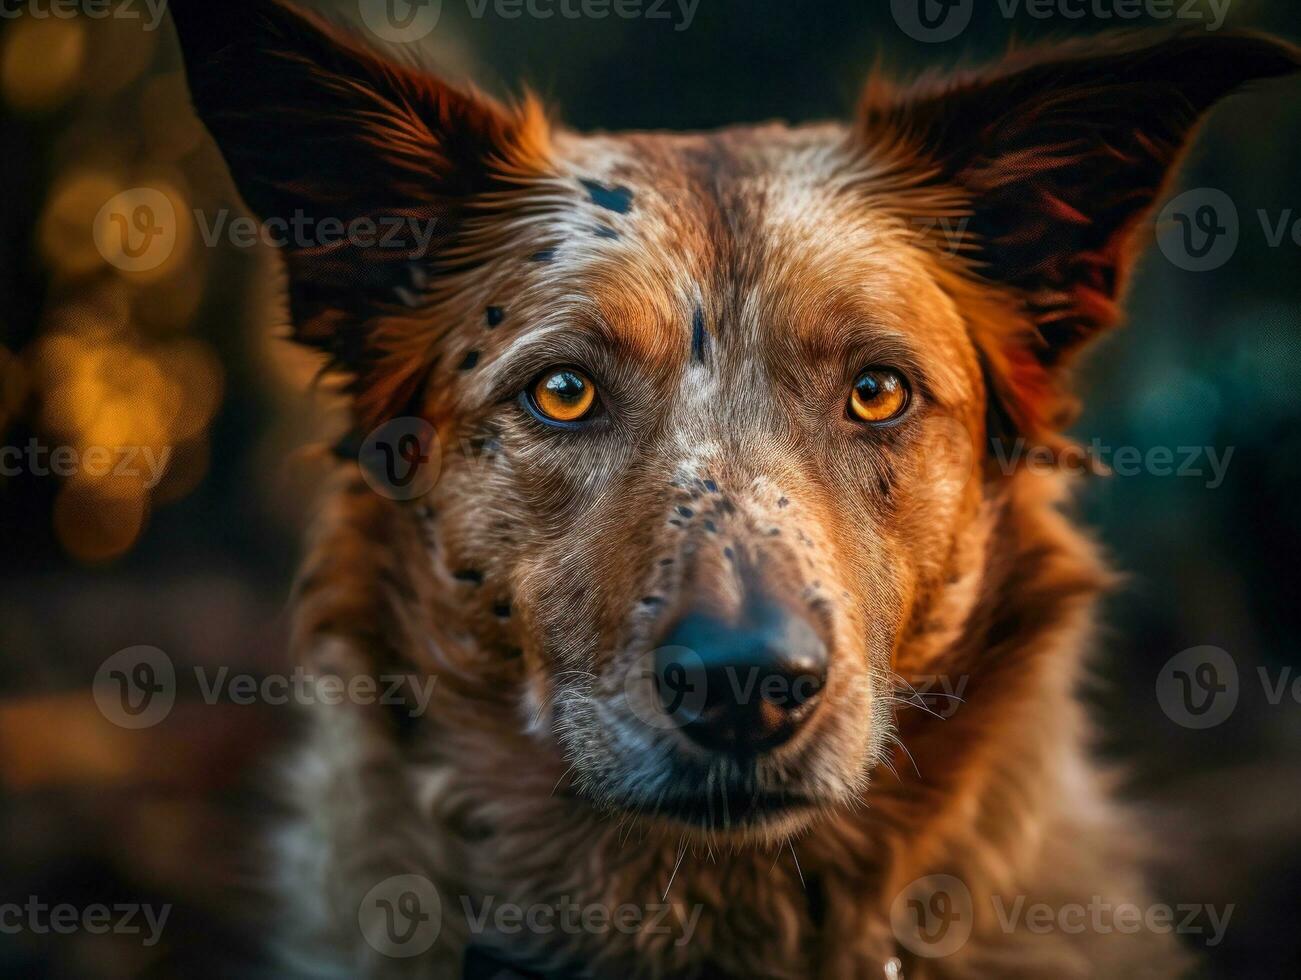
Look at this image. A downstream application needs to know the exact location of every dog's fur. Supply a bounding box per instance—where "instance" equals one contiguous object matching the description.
[170,3,1298,976]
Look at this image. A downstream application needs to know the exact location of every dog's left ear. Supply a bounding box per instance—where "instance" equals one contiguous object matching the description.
[170,0,551,426]
[861,32,1299,436]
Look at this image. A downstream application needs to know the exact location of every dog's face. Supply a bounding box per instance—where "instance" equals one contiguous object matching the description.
[173,2,1297,838]
[428,128,988,834]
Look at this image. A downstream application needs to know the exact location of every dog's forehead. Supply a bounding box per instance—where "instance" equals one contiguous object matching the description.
[524,124,945,352]
[455,122,977,419]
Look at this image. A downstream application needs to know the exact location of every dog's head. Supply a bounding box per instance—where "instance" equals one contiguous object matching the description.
[173,1,1297,838]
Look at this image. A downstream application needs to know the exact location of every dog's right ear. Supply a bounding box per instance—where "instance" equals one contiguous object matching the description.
[860,32,1299,443]
[170,0,551,424]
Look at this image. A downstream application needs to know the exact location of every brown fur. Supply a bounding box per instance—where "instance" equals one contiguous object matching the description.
[170,3,1299,976]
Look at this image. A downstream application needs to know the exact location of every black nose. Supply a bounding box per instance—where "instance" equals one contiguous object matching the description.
[653,608,828,754]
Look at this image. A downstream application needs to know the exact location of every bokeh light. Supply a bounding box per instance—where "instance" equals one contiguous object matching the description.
[1,15,86,114]
[39,171,125,279]
[52,474,149,564]
[31,314,224,561]
[7,2,223,565]
[78,5,158,100]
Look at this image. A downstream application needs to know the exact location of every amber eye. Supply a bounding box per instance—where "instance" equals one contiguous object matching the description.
[528,368,597,424]
[848,367,909,424]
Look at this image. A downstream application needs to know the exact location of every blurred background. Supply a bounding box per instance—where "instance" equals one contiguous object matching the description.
[1,0,1299,976]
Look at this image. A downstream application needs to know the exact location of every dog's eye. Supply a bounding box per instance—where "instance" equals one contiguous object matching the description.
[848,367,909,424]
[527,368,598,424]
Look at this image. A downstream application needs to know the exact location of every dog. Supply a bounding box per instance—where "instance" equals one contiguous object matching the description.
[169,2,1297,976]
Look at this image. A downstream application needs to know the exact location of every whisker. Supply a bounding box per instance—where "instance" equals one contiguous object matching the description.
[889,733,922,777]
[552,669,598,681]
[789,840,806,890]
[887,696,947,722]
[550,762,577,797]
[663,834,688,901]
[880,755,901,781]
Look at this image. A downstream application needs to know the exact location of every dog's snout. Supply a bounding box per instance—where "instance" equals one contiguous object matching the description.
[654,608,827,754]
